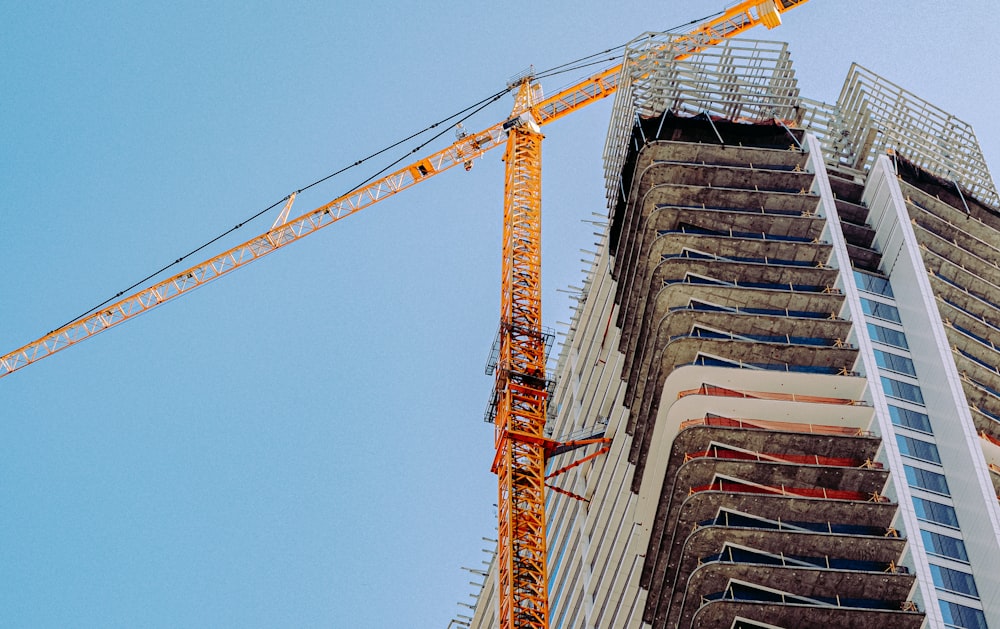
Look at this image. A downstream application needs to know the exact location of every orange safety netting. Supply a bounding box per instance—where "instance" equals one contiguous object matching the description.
[980,431,1000,449]
[679,415,870,437]
[690,478,887,502]
[677,384,858,405]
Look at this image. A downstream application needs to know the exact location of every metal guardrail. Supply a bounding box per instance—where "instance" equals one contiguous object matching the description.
[603,36,999,213]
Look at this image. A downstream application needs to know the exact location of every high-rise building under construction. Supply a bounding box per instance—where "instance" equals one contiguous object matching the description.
[464,36,1000,629]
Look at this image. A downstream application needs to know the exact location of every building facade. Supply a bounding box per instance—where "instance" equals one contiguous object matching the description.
[465,37,1000,629]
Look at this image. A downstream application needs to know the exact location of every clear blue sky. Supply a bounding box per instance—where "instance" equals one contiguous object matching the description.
[2,2,997,628]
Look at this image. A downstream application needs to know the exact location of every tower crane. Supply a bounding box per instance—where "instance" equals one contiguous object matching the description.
[0,2,806,627]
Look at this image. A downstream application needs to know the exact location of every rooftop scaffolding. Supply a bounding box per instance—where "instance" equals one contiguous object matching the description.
[604,35,999,210]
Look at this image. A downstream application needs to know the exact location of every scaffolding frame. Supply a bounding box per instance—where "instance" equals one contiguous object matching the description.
[604,35,999,210]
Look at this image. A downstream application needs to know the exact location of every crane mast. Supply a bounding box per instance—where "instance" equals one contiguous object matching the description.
[493,79,549,629]
[0,3,807,628]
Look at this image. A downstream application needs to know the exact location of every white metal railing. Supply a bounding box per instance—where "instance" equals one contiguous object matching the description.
[603,36,998,211]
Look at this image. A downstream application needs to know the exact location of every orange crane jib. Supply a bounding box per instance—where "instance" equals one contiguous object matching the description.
[0,2,806,628]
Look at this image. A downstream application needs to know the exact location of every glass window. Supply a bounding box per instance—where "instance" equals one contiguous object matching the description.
[861,297,902,323]
[939,600,988,629]
[913,497,960,528]
[922,530,969,562]
[897,435,941,463]
[882,376,925,404]
[854,269,894,297]
[904,465,950,495]
[874,349,917,376]
[888,405,933,433]
[931,565,979,598]
[868,323,909,349]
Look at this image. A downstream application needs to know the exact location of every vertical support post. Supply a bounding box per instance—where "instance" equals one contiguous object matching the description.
[493,79,549,629]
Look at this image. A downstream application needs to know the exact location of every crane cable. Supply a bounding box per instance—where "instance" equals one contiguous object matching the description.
[53,10,727,335]
[52,88,511,333]
[533,9,724,82]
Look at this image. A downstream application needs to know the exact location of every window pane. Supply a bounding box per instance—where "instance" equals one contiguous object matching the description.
[897,435,941,463]
[913,497,960,528]
[931,565,979,598]
[904,465,950,495]
[861,297,902,323]
[874,349,917,376]
[889,405,933,433]
[882,376,925,404]
[922,530,968,562]
[855,270,895,297]
[939,600,988,629]
[868,323,909,349]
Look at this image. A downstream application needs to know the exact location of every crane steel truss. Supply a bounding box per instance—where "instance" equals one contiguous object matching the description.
[0,0,807,384]
[0,4,809,629]
[493,81,549,629]
[0,122,509,379]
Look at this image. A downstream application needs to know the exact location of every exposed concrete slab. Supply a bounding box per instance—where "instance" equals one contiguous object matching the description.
[944,315,1000,371]
[641,491,900,607]
[614,190,825,334]
[626,309,852,407]
[916,226,1000,290]
[629,339,858,477]
[953,354,1000,393]
[921,250,1000,311]
[827,174,866,204]
[631,365,872,493]
[614,183,821,283]
[636,141,809,172]
[938,302,1000,355]
[646,185,817,212]
[838,220,875,249]
[962,382,1000,438]
[639,426,887,606]
[634,163,816,194]
[621,255,840,387]
[908,199,1000,268]
[623,256,841,383]
[687,562,910,598]
[676,563,914,628]
[972,407,1000,447]
[930,277,1000,334]
[672,493,899,548]
[834,198,871,226]
[898,175,1000,234]
[669,426,881,470]
[688,600,923,629]
[641,458,890,621]
[653,234,827,263]
[613,156,821,297]
[845,242,882,271]
[679,526,906,575]
[671,459,888,506]
[651,282,845,316]
[620,142,808,207]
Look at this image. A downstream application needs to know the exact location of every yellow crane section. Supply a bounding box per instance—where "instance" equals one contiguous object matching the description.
[0,121,509,379]
[494,78,549,629]
[0,0,805,383]
[0,3,807,628]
